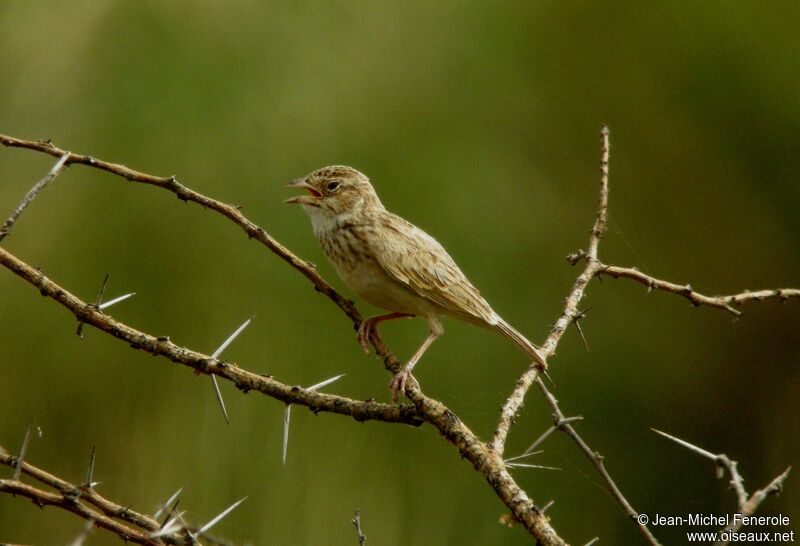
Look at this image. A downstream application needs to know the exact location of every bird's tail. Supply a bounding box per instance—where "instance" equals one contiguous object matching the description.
[495,319,548,370]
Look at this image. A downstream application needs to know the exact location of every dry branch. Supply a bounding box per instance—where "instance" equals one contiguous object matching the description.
[493,127,611,454]
[596,264,799,315]
[0,446,173,545]
[0,133,565,544]
[2,129,796,545]
[0,246,420,427]
[652,429,791,545]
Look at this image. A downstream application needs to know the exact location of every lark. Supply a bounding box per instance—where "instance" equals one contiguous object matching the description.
[286,166,546,401]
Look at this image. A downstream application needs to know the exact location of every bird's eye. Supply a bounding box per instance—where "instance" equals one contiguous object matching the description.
[326,180,341,192]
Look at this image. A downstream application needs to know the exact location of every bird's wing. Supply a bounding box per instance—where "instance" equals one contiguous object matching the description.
[369,213,498,325]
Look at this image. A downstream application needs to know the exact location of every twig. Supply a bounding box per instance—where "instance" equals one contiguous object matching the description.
[493,126,610,454]
[506,416,583,464]
[0,479,164,545]
[1,445,172,541]
[0,133,363,327]
[537,379,661,545]
[0,151,69,242]
[0,246,420,426]
[720,468,791,539]
[351,509,366,545]
[653,429,791,545]
[596,265,799,316]
[472,129,637,544]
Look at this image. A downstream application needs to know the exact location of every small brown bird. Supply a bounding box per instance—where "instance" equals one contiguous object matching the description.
[286,166,546,401]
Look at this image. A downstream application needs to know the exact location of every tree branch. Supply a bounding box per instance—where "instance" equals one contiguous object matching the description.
[0,478,165,546]
[596,264,799,316]
[0,134,566,544]
[3,129,794,545]
[0,446,166,540]
[493,126,610,453]
[0,133,362,326]
[535,379,660,545]
[652,429,791,545]
[0,246,421,427]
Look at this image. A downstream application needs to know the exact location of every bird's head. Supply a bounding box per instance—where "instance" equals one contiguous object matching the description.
[285,165,382,221]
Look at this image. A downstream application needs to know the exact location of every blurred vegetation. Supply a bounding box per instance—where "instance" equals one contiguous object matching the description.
[1,1,798,544]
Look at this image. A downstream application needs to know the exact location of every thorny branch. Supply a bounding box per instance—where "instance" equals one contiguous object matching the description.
[0,133,564,544]
[0,245,420,427]
[652,430,791,546]
[0,445,241,545]
[535,379,660,545]
[493,127,659,545]
[493,127,611,455]
[1,130,796,545]
[595,264,799,316]
[0,446,177,545]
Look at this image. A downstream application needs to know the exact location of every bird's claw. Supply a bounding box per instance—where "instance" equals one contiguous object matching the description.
[356,319,373,354]
[389,369,417,403]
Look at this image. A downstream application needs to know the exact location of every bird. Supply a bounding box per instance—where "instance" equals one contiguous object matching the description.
[285,166,547,401]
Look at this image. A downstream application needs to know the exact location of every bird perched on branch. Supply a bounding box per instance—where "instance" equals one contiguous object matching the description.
[286,166,547,401]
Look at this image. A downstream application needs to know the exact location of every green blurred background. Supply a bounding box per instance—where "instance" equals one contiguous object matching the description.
[1,2,798,544]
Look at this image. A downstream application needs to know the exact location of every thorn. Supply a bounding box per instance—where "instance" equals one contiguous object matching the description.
[282,404,291,467]
[154,487,183,520]
[207,317,254,424]
[150,510,186,538]
[98,292,136,310]
[94,273,110,307]
[282,374,346,466]
[506,462,561,471]
[541,500,555,513]
[67,519,94,546]
[307,373,346,392]
[13,424,33,481]
[211,317,253,359]
[651,428,718,461]
[85,445,97,489]
[196,497,247,535]
[211,375,230,425]
[573,308,590,352]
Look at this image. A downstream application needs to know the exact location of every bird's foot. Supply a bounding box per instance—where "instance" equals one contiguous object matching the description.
[356,318,376,354]
[389,369,417,403]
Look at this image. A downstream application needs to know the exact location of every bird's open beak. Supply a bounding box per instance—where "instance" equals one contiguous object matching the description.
[284,178,322,206]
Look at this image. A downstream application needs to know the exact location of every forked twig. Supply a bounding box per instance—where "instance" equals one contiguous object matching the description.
[653,429,791,545]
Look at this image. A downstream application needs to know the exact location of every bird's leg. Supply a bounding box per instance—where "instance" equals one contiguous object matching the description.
[389,321,443,402]
[356,312,414,353]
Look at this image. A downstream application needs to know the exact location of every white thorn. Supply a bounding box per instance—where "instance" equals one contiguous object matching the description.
[307,373,346,392]
[211,317,253,359]
[197,497,247,535]
[98,292,136,310]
